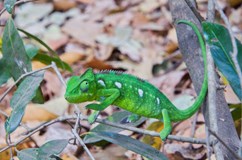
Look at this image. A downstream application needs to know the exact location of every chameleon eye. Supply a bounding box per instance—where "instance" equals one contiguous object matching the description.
[80,80,89,92]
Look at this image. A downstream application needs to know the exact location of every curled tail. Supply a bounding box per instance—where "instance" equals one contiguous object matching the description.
[172,20,208,122]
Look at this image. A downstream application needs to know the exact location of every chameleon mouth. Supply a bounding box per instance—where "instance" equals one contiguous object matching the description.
[64,94,77,103]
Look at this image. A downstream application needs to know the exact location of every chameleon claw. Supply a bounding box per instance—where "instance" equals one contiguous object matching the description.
[88,111,100,124]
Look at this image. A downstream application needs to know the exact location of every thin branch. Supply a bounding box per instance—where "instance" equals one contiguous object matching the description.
[0,114,209,153]
[206,1,223,159]
[51,62,94,159]
[208,129,242,160]
[0,0,38,17]
[0,64,54,103]
[71,129,95,160]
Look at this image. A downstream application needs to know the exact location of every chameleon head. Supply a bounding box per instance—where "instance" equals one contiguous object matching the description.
[64,68,97,103]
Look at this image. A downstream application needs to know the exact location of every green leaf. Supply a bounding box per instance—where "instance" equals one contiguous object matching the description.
[2,18,32,80]
[17,140,67,160]
[84,111,146,144]
[230,104,242,121]
[38,139,68,159]
[17,148,39,160]
[0,59,11,86]
[4,0,16,14]
[90,132,168,160]
[202,22,242,99]
[33,53,72,72]
[25,44,39,59]
[32,88,45,104]
[18,28,72,72]
[2,20,51,103]
[5,71,45,134]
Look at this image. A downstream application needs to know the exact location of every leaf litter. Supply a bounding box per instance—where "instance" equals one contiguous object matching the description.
[0,0,241,159]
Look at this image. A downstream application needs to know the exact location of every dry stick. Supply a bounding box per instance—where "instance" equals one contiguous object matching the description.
[51,62,95,160]
[0,64,53,103]
[206,1,222,159]
[208,129,242,160]
[189,111,198,149]
[0,114,209,153]
[0,0,38,17]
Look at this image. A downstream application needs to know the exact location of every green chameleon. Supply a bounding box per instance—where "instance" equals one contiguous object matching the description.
[64,20,207,140]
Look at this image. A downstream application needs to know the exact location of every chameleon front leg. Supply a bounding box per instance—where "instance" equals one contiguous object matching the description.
[86,88,120,123]
[88,111,100,124]
[159,109,172,141]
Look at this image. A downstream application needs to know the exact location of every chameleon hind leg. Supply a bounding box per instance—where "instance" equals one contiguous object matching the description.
[159,109,172,140]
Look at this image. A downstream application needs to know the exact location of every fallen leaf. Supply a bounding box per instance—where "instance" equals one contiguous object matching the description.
[15,3,53,28]
[62,17,103,46]
[53,0,77,11]
[224,83,241,104]
[139,0,160,13]
[43,25,69,50]
[164,143,206,159]
[149,71,187,99]
[32,52,85,70]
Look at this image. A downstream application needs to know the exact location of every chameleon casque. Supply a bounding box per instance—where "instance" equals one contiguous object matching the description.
[64,20,207,140]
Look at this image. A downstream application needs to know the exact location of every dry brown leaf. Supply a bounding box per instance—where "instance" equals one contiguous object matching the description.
[224,83,240,104]
[95,44,114,61]
[165,41,178,53]
[227,0,242,7]
[62,17,103,46]
[149,71,187,99]
[75,0,93,4]
[82,144,127,160]
[32,52,85,70]
[84,57,113,70]
[5,103,57,122]
[53,0,77,11]
[141,121,164,150]
[164,143,206,160]
[61,154,79,160]
[139,0,160,13]
[167,28,178,44]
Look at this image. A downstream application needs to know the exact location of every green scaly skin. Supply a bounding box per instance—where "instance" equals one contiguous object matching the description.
[64,20,207,140]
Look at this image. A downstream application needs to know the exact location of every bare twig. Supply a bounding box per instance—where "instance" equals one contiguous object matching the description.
[51,62,94,159]
[208,129,242,160]
[206,1,224,159]
[0,114,209,153]
[71,129,95,160]
[0,0,38,17]
[0,64,53,103]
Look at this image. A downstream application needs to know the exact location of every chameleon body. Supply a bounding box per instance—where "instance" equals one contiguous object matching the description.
[64,21,207,140]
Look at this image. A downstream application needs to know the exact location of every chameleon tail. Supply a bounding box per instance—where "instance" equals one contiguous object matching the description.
[172,20,208,122]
